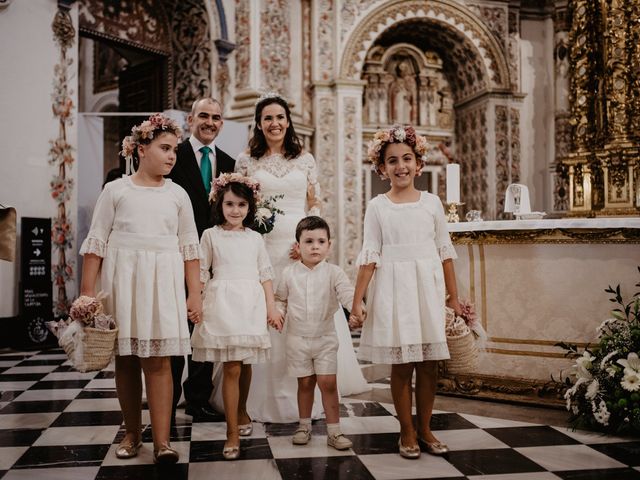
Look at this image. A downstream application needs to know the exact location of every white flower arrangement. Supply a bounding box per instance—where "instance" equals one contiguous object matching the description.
[559,267,640,435]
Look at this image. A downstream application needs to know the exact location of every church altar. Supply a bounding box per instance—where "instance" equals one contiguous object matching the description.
[440,218,640,405]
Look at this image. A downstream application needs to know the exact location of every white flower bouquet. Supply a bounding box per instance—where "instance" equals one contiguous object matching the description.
[47,294,118,372]
[253,194,284,235]
[559,267,640,435]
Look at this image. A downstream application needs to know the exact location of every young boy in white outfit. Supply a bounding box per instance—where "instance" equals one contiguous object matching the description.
[275,216,357,450]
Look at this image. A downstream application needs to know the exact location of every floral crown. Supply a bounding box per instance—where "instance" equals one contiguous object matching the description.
[209,173,262,203]
[366,125,430,174]
[120,114,183,162]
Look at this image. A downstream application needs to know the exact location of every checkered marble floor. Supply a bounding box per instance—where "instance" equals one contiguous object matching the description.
[1,348,639,480]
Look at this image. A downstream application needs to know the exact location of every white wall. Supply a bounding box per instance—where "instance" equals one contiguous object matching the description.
[519,17,555,213]
[0,1,79,317]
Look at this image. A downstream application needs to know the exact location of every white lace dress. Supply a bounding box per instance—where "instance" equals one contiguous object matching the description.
[79,177,198,357]
[191,226,272,363]
[219,151,369,423]
[357,192,457,364]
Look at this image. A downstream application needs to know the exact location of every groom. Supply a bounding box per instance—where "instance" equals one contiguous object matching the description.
[169,97,235,422]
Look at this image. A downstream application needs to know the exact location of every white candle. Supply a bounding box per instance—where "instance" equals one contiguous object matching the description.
[446,163,460,204]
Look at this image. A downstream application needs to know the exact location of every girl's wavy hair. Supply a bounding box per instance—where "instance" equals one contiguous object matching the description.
[210,181,257,228]
[249,94,303,160]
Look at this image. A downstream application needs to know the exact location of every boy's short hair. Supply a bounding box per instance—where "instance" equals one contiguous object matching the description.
[295,216,331,242]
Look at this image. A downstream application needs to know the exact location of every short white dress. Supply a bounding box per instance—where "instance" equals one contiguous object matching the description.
[357,191,457,364]
[79,177,199,357]
[191,226,273,364]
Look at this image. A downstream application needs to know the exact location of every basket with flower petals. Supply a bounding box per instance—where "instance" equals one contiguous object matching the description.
[444,300,484,374]
[48,295,118,372]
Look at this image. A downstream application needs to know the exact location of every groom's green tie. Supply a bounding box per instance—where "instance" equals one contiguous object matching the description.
[199,146,212,194]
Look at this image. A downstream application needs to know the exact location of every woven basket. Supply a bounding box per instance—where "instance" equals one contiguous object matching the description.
[444,308,478,374]
[59,324,118,372]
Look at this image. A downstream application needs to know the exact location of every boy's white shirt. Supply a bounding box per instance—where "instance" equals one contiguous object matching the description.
[275,260,354,337]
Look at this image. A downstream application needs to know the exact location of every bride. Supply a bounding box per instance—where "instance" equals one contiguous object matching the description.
[215,93,369,423]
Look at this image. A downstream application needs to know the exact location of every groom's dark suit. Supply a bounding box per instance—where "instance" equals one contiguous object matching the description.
[169,139,235,418]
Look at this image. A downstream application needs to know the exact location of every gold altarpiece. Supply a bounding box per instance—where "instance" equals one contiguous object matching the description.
[559,0,640,215]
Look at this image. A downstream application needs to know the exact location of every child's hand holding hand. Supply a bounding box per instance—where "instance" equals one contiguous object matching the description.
[267,309,284,332]
[187,293,203,324]
[349,304,366,329]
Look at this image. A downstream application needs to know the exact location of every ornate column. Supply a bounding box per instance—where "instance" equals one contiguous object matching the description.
[565,0,599,213]
[551,1,571,213]
[230,0,291,119]
[334,81,365,277]
[597,0,638,212]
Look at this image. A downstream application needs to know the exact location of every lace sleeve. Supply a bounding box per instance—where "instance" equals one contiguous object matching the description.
[257,234,274,282]
[180,244,202,261]
[433,195,458,261]
[79,237,107,257]
[235,152,251,175]
[356,200,382,267]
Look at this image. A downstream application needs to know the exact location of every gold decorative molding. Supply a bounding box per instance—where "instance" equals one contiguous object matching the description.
[438,372,565,406]
[451,227,640,244]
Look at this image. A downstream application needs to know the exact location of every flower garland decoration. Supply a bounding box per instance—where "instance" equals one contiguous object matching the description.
[208,173,262,203]
[49,8,76,317]
[559,267,640,435]
[120,114,183,171]
[366,125,430,175]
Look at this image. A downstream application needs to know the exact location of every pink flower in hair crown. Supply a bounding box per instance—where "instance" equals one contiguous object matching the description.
[366,125,430,173]
[209,173,262,203]
[120,114,183,162]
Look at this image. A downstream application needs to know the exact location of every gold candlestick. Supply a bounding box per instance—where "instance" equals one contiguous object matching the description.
[447,202,464,223]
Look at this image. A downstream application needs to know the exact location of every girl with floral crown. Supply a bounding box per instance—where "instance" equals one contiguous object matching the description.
[79,114,201,464]
[350,125,462,459]
[190,173,282,460]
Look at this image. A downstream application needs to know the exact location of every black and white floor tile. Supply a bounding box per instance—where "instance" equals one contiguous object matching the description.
[0,348,639,479]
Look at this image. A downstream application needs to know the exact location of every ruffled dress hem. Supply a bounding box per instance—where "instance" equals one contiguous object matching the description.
[193,346,270,364]
[357,342,450,364]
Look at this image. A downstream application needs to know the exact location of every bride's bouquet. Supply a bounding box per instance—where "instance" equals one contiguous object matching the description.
[253,194,284,235]
[47,294,118,372]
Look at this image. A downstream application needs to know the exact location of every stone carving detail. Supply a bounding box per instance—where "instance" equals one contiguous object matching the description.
[235,0,250,89]
[169,0,212,110]
[315,96,337,237]
[301,0,313,123]
[507,9,520,91]
[510,107,521,184]
[79,0,171,53]
[316,0,334,81]
[363,46,453,129]
[467,4,507,46]
[260,0,290,95]
[457,104,488,215]
[342,97,361,277]
[340,0,376,42]
[495,105,510,218]
[340,0,510,94]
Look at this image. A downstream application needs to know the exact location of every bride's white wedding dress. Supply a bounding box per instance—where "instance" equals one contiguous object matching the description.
[210,151,369,423]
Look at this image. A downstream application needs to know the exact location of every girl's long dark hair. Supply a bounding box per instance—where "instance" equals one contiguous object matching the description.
[211,182,257,228]
[249,96,303,160]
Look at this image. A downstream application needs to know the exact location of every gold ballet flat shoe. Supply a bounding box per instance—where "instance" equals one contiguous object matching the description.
[398,439,421,459]
[222,443,240,460]
[238,422,253,436]
[153,443,179,464]
[419,437,449,455]
[115,439,143,459]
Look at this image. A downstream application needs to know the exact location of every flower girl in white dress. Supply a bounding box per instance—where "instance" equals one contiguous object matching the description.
[190,173,282,460]
[350,126,463,459]
[79,114,201,464]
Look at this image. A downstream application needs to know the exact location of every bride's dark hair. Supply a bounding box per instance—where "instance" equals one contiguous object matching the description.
[249,96,303,160]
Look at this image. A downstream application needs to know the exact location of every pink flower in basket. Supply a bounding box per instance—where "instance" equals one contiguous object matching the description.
[69,296,103,325]
[458,299,478,328]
